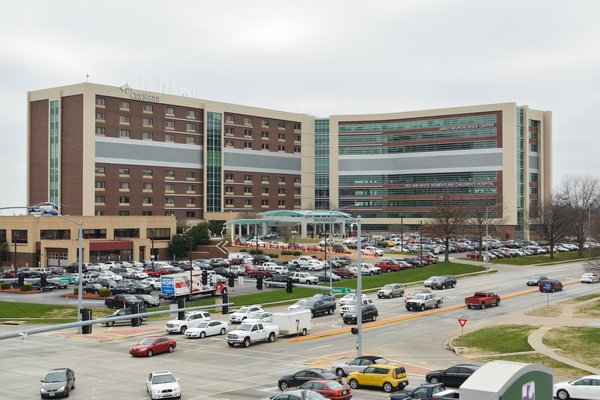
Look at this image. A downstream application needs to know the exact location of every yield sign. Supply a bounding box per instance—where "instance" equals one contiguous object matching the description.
[458,319,468,328]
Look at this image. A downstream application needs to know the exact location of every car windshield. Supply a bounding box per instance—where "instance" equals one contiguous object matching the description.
[374,357,389,364]
[297,300,315,306]
[194,322,209,328]
[43,371,67,382]
[237,307,250,313]
[413,294,428,300]
[247,312,263,319]
[152,374,176,384]
[324,380,344,389]
[237,324,252,331]
[138,338,155,345]
[382,284,395,290]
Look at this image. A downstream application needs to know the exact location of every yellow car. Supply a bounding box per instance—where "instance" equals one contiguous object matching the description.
[347,363,408,392]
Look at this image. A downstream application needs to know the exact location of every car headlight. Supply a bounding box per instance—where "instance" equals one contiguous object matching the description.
[40,388,48,393]
[58,386,65,392]
[152,389,161,394]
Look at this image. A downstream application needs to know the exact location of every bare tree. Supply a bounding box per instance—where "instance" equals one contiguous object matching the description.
[424,193,467,262]
[530,195,571,259]
[558,175,600,257]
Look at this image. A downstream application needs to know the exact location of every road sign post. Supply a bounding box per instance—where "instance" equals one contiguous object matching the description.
[458,319,467,349]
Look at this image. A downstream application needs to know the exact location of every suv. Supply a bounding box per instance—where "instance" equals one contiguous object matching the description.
[165,311,211,334]
[347,364,409,393]
[102,307,147,327]
[331,256,352,265]
[427,275,457,290]
[539,279,563,292]
[342,303,379,324]
[377,283,405,299]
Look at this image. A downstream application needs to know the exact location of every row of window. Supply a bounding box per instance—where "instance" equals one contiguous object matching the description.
[339,140,497,155]
[95,181,197,192]
[95,113,198,132]
[95,127,198,144]
[93,210,195,218]
[224,174,301,184]
[224,127,301,141]
[224,198,301,207]
[338,171,497,186]
[96,98,198,119]
[95,196,198,205]
[2,227,173,243]
[95,167,198,180]
[224,114,301,131]
[338,114,497,133]
[224,141,299,152]
[224,187,299,195]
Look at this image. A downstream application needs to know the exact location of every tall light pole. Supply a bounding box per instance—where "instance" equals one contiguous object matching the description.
[355,216,363,356]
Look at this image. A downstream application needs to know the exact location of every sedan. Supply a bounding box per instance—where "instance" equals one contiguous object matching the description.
[129,336,176,357]
[185,320,229,338]
[83,283,103,294]
[425,363,480,387]
[40,368,76,398]
[554,375,600,400]
[526,274,548,286]
[278,368,341,390]
[146,370,181,400]
[331,355,391,377]
[287,379,352,400]
[263,390,328,400]
[581,272,600,283]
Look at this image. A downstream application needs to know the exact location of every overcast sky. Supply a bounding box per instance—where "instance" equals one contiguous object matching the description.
[1,0,598,213]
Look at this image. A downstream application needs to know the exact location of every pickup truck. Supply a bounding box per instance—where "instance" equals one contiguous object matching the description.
[405,293,443,311]
[104,294,144,309]
[374,260,403,272]
[290,272,319,284]
[390,383,459,399]
[226,322,279,347]
[465,291,501,309]
[288,298,335,316]
[289,256,317,267]
[165,311,211,334]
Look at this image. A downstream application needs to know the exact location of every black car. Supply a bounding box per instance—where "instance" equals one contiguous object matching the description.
[278,368,340,390]
[40,368,76,398]
[265,273,290,287]
[426,364,479,387]
[342,304,378,324]
[253,255,272,265]
[84,283,104,294]
[213,267,238,278]
[133,294,161,308]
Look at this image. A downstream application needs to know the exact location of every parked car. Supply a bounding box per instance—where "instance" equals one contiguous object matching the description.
[378,283,405,299]
[133,294,161,308]
[229,305,265,323]
[314,271,341,282]
[425,364,480,387]
[146,370,181,400]
[427,275,457,290]
[331,267,357,279]
[278,368,341,390]
[346,364,408,392]
[129,336,177,357]
[263,390,328,400]
[184,320,228,338]
[581,272,600,283]
[142,277,161,290]
[102,307,147,327]
[40,368,76,399]
[389,383,459,399]
[83,283,104,294]
[526,274,548,286]
[553,375,600,400]
[331,355,392,377]
[538,279,563,292]
[285,379,351,400]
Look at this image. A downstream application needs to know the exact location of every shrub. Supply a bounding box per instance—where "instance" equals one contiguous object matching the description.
[99,288,112,297]
[280,250,291,256]
[0,282,11,290]
[293,251,302,256]
[268,253,278,259]
[21,283,33,292]
[73,288,78,295]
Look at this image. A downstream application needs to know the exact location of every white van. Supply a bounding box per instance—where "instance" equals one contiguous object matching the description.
[262,265,289,274]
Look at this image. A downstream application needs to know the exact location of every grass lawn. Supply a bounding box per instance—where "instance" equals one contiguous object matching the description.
[572,292,600,302]
[525,304,563,317]
[484,353,592,378]
[457,325,539,353]
[544,327,600,369]
[487,252,586,266]
[575,299,600,317]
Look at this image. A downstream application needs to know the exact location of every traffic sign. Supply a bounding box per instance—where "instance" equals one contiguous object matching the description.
[332,287,352,294]
[458,319,467,327]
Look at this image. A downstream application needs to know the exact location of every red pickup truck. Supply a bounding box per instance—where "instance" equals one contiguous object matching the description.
[374,260,403,272]
[465,291,500,309]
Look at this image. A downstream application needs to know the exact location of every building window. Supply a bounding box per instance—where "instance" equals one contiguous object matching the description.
[186,198,195,205]
[143,104,153,113]
[278,176,286,184]
[119,196,130,204]
[261,143,269,150]
[119,167,130,176]
[278,133,286,140]
[294,177,301,184]
[260,176,269,183]
[294,134,301,142]
[119,101,130,110]
[278,188,286,195]
[244,187,252,194]
[225,199,234,206]
[278,145,285,152]
[186,211,196,218]
[278,200,285,206]
[225,173,234,181]
[186,136,196,144]
[119,211,130,216]
[165,106,175,115]
[95,166,105,175]
[95,210,104,216]
[530,173,539,183]
[294,122,301,130]
[244,199,252,206]
[530,187,538,194]
[165,170,175,178]
[142,211,153,216]
[261,119,270,127]
[142,169,153,177]
[165,197,175,205]
[165,211,175,216]
[95,127,106,136]
[244,117,252,126]
[119,115,130,124]
[165,133,175,142]
[143,131,153,140]
[143,197,153,205]
[166,120,175,129]
[278,121,286,129]
[119,129,130,138]
[294,199,301,207]
[261,131,269,139]
[165,183,175,192]
[225,186,234,194]
[225,114,234,123]
[294,145,301,153]
[261,199,269,206]
[186,171,196,180]
[225,127,234,135]
[530,143,538,152]
[244,142,252,149]
[119,182,130,190]
[143,118,153,127]
[262,188,270,194]
[244,129,252,138]
[225,139,234,147]
[294,188,301,195]
[244,175,252,182]
[95,196,105,203]
[143,183,153,191]
[186,122,196,132]
[96,112,106,121]
[82,229,107,239]
[186,184,196,192]
[187,110,196,119]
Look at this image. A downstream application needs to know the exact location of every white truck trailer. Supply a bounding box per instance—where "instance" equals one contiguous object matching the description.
[160,271,227,301]
[272,309,312,336]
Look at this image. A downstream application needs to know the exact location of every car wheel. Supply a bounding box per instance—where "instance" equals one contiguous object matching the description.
[481,302,486,310]
[168,345,174,353]
[442,284,446,290]
[328,308,334,315]
[436,301,441,308]
[65,387,69,397]
[199,331,206,339]
[430,376,439,383]
[180,326,187,334]
[495,300,500,307]
[400,291,404,297]
[279,381,289,390]
[268,332,276,342]
[220,328,226,335]
[371,314,377,321]
[301,328,307,336]
[420,304,425,311]
[386,268,391,273]
[557,389,570,400]
[383,382,393,393]
[348,379,359,389]
[336,368,346,377]
[147,350,153,357]
[243,337,251,347]
[107,321,115,327]
[370,271,374,276]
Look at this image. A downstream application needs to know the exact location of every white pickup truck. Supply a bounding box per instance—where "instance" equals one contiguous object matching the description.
[165,311,211,334]
[405,293,443,311]
[226,322,279,347]
[290,272,319,284]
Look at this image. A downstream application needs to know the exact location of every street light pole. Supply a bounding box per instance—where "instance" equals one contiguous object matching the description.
[355,216,363,357]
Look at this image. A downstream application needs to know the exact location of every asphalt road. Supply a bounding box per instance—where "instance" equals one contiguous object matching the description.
[0,259,596,399]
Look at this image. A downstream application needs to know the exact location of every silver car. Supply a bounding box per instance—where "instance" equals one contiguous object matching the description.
[40,368,76,398]
[331,355,391,377]
[377,283,405,298]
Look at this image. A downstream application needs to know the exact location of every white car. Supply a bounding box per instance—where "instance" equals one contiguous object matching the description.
[361,246,384,256]
[554,375,600,400]
[339,293,368,306]
[146,370,181,400]
[348,263,381,275]
[185,320,228,338]
[581,272,600,283]
[130,270,149,280]
[305,260,326,271]
[244,311,273,324]
[229,305,264,323]
[143,277,162,290]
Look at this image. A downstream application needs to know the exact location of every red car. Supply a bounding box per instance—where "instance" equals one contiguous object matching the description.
[332,267,357,278]
[374,260,402,272]
[287,379,352,400]
[129,336,177,357]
